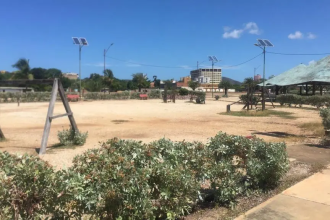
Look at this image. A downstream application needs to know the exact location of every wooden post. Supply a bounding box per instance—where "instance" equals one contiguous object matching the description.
[300,86,302,95]
[40,79,58,155]
[227,104,230,112]
[58,80,79,132]
[312,82,316,95]
[0,127,5,140]
[306,84,308,95]
[320,85,323,96]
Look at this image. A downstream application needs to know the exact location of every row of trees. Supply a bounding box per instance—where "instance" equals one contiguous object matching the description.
[2,58,151,93]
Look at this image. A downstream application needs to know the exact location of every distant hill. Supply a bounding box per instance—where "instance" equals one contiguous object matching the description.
[222,77,242,85]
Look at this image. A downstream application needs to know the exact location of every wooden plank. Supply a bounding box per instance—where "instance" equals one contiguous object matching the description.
[40,79,58,155]
[0,79,54,86]
[58,80,79,132]
[49,112,72,120]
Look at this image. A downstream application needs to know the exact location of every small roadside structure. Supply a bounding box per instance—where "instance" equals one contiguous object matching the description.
[260,55,330,95]
[0,87,34,93]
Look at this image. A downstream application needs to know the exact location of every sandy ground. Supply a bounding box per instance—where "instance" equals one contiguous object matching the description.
[0,94,325,168]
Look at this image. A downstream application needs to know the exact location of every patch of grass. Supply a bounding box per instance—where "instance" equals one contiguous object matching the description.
[298,122,324,137]
[111,120,129,124]
[220,110,295,119]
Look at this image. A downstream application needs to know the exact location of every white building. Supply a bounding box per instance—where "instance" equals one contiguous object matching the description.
[190,68,222,84]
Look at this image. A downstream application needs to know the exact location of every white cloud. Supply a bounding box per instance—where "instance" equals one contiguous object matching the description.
[223,22,261,39]
[308,60,316,65]
[85,62,111,67]
[307,32,316,39]
[244,22,261,35]
[223,29,244,39]
[288,31,304,39]
[179,65,192,70]
[126,63,141,67]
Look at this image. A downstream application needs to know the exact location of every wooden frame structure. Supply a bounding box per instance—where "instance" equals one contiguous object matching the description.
[0,79,78,155]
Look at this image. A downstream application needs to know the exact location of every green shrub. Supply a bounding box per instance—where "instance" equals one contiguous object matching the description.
[179,88,189,96]
[215,95,220,100]
[148,90,161,99]
[276,94,330,108]
[0,133,289,219]
[57,128,88,146]
[320,108,330,130]
[0,152,61,219]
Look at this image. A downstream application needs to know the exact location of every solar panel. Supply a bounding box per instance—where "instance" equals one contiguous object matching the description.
[212,56,218,62]
[257,39,267,47]
[80,38,88,46]
[263,39,274,47]
[208,56,214,61]
[72,37,81,45]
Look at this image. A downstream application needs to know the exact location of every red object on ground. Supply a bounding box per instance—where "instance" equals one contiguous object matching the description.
[67,94,79,102]
[245,136,254,139]
[139,94,148,100]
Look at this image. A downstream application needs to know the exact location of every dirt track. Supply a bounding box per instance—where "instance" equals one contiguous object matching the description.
[0,94,325,168]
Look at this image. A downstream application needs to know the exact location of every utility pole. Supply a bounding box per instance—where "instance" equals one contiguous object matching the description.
[104,43,114,75]
[254,39,273,111]
[208,56,219,98]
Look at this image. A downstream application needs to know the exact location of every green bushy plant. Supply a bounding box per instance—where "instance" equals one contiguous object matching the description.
[179,88,189,96]
[215,95,220,100]
[320,108,330,130]
[0,133,289,219]
[0,152,61,219]
[57,128,88,146]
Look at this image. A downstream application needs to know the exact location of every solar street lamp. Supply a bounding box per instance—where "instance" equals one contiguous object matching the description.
[208,56,220,98]
[254,39,274,111]
[72,37,88,99]
[104,43,114,75]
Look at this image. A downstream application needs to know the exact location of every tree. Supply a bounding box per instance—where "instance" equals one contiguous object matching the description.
[188,81,200,91]
[30,68,48,79]
[12,58,31,79]
[103,69,114,94]
[46,68,62,78]
[218,80,233,96]
[132,73,149,92]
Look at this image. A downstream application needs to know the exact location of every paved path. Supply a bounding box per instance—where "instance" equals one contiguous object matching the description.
[236,165,330,220]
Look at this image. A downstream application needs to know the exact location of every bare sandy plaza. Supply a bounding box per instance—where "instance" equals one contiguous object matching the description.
[0,95,322,168]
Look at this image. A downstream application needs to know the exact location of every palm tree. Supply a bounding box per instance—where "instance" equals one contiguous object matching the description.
[132,73,148,92]
[103,69,114,93]
[12,58,31,79]
[243,77,257,109]
[218,80,232,96]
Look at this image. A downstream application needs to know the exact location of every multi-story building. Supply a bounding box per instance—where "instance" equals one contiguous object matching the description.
[63,72,79,80]
[254,74,261,81]
[190,68,222,84]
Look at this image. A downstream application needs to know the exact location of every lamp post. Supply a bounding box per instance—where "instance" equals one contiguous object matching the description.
[254,39,274,111]
[254,65,260,80]
[208,56,219,98]
[72,37,88,99]
[104,43,114,75]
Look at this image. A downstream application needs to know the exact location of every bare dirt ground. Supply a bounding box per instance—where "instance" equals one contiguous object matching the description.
[0,93,329,168]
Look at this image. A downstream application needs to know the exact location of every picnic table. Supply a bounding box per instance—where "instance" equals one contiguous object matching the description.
[139,94,148,100]
[67,94,79,102]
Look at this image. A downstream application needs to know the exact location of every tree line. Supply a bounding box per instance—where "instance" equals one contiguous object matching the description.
[1,58,151,93]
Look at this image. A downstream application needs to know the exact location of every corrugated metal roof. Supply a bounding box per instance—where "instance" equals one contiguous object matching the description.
[261,55,330,86]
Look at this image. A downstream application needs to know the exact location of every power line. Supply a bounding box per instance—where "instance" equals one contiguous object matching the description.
[106,53,263,69]
[105,56,183,68]
[220,53,263,67]
[267,51,330,56]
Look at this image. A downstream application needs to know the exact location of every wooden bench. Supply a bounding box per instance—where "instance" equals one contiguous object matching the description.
[67,94,79,102]
[139,94,148,100]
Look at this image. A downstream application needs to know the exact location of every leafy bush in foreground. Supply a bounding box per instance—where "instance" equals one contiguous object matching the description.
[276,94,330,108]
[0,133,289,219]
[57,128,88,146]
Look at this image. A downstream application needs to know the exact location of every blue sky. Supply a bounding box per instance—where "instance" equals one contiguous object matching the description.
[1,0,330,82]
